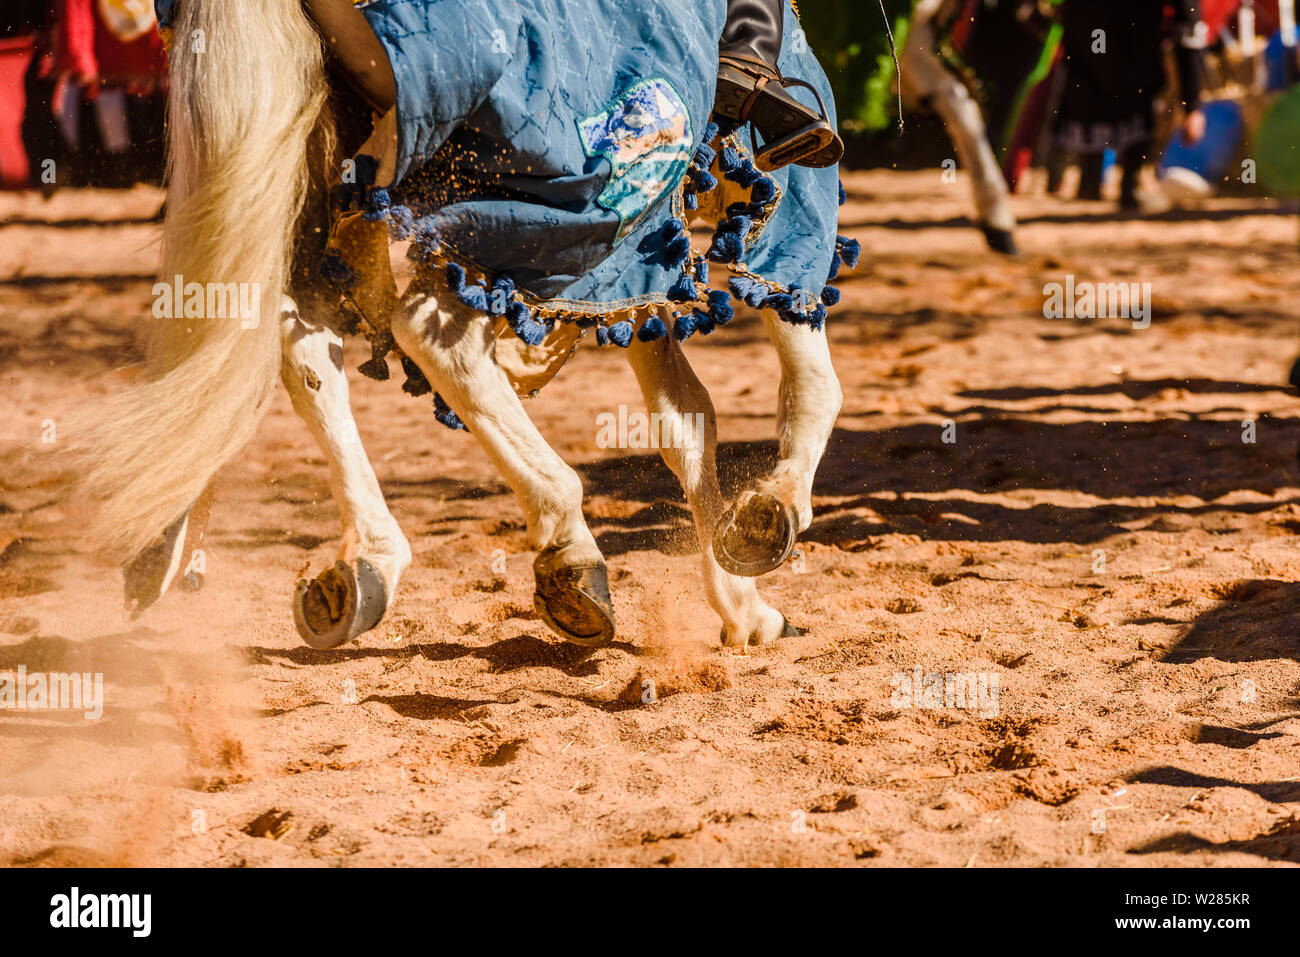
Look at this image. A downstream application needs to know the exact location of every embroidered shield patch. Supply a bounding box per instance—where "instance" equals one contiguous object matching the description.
[578,77,692,244]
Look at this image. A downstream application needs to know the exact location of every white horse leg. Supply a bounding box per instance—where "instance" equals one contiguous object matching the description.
[625,331,791,646]
[713,311,841,578]
[280,298,411,648]
[390,287,615,647]
[122,485,213,617]
[902,0,1018,253]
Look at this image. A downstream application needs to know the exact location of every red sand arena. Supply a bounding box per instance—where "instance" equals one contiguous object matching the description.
[0,0,1298,887]
[2,168,1298,867]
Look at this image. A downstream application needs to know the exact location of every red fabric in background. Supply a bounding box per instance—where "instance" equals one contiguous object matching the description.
[56,0,97,82]
[92,16,166,89]
[1200,0,1282,42]
[52,0,167,90]
[949,0,979,52]
[0,36,34,187]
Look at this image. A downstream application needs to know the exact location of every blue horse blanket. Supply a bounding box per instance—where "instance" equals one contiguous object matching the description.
[156,0,853,338]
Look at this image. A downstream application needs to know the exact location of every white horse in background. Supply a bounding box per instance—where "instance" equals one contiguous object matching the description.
[67,0,844,652]
[901,0,1020,254]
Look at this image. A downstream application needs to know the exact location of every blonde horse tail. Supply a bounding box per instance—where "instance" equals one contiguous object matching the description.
[68,0,328,560]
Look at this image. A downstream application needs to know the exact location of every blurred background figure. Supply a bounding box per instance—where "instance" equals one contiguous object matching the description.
[901,0,1021,254]
[0,0,168,192]
[1048,0,1207,211]
[0,1,48,188]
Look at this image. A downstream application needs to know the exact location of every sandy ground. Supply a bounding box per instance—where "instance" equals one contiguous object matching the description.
[1,169,1299,867]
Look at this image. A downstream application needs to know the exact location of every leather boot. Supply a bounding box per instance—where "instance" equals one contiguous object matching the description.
[713,0,844,170]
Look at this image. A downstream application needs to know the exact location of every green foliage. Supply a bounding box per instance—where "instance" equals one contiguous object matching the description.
[796,0,914,131]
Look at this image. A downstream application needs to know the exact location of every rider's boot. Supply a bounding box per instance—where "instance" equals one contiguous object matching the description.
[712,0,844,171]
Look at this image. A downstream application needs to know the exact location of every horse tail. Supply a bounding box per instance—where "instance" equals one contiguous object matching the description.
[68,0,329,560]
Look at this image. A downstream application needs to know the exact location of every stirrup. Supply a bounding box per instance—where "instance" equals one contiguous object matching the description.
[715,60,844,171]
[749,77,843,171]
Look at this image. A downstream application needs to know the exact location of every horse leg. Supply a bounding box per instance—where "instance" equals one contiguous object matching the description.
[712,310,841,578]
[122,484,214,617]
[626,330,793,646]
[390,287,615,647]
[902,0,1018,254]
[280,298,411,648]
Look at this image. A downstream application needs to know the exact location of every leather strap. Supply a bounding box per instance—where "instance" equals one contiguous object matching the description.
[718,53,781,82]
[739,74,771,123]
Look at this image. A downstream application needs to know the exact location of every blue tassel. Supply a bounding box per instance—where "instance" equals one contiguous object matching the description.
[666,233,692,265]
[821,285,841,306]
[684,190,699,210]
[655,217,692,265]
[595,325,611,346]
[837,236,862,269]
[506,301,547,346]
[459,283,489,313]
[692,308,716,335]
[691,167,718,193]
[707,289,734,325]
[726,200,761,220]
[708,231,742,262]
[692,141,717,169]
[725,157,763,188]
[760,290,797,315]
[750,177,777,205]
[362,187,391,222]
[838,180,848,206]
[667,272,697,303]
[637,316,668,341]
[693,257,710,285]
[387,204,415,240]
[728,274,768,308]
[407,225,442,264]
[827,249,843,282]
[707,214,752,263]
[433,393,467,432]
[489,276,516,316]
[718,146,742,173]
[607,321,634,348]
[672,310,699,341]
[722,158,749,185]
[446,263,490,313]
[701,120,720,145]
[662,217,686,239]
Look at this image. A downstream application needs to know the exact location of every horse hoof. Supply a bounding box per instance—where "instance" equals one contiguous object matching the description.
[123,507,191,618]
[980,223,1019,256]
[712,493,798,577]
[293,558,388,650]
[533,549,616,647]
[720,615,803,648]
[1288,354,1300,391]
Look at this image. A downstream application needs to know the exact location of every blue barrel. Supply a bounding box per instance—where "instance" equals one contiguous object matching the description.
[1158,99,1245,197]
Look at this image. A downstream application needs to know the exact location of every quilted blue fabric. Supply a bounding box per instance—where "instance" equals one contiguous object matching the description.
[157,0,842,312]
[356,0,841,306]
